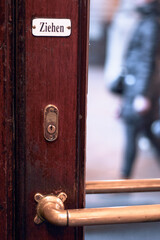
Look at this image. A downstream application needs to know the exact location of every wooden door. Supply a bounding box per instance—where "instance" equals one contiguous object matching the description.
[0,0,89,239]
[0,1,14,239]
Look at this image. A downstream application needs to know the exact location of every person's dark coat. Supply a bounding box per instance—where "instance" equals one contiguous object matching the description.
[109,1,160,178]
[120,1,160,124]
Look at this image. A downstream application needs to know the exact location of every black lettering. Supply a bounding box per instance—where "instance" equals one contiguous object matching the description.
[40,22,65,33]
[48,25,51,32]
[40,22,44,32]
[52,23,56,32]
[60,26,64,32]
[44,23,47,32]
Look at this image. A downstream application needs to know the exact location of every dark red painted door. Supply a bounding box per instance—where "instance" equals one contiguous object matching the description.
[0,0,89,239]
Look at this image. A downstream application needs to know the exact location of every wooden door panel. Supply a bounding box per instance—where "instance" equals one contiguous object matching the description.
[0,1,14,240]
[15,0,89,239]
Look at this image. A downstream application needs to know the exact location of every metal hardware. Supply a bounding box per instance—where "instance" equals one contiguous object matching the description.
[47,124,56,134]
[44,104,59,142]
[86,179,160,194]
[34,192,67,225]
[34,192,160,226]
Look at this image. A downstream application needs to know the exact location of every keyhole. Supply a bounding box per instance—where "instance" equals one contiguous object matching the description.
[47,124,56,134]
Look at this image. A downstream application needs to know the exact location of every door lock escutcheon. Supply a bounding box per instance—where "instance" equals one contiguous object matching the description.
[44,104,59,142]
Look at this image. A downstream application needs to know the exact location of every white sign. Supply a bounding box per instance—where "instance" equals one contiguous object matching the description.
[32,18,71,37]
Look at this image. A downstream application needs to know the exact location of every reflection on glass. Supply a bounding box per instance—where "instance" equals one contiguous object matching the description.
[86,0,160,181]
[86,1,160,239]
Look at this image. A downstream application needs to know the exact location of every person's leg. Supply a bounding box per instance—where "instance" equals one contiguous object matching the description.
[121,123,139,178]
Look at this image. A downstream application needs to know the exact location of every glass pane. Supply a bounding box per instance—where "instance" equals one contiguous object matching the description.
[86,0,160,181]
[86,0,160,239]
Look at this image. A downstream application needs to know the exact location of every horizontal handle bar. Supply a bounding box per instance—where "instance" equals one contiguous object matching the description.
[34,193,160,226]
[68,204,160,226]
[86,179,160,194]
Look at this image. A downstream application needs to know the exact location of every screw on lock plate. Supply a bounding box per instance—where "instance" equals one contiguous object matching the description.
[44,105,59,142]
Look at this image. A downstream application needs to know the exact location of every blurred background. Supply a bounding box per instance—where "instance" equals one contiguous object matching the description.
[86,0,160,181]
[85,0,160,239]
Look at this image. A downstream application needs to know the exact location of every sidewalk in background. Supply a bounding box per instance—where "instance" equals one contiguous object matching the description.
[85,66,160,240]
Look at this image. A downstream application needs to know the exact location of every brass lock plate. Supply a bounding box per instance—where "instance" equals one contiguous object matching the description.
[44,104,59,141]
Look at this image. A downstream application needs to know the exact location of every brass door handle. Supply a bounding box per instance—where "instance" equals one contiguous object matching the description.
[86,179,160,194]
[34,191,160,226]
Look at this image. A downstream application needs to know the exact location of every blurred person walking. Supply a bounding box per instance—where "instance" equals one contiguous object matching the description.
[104,0,141,84]
[110,0,160,178]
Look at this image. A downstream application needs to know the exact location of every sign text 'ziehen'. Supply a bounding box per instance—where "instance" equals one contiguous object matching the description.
[32,18,71,37]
